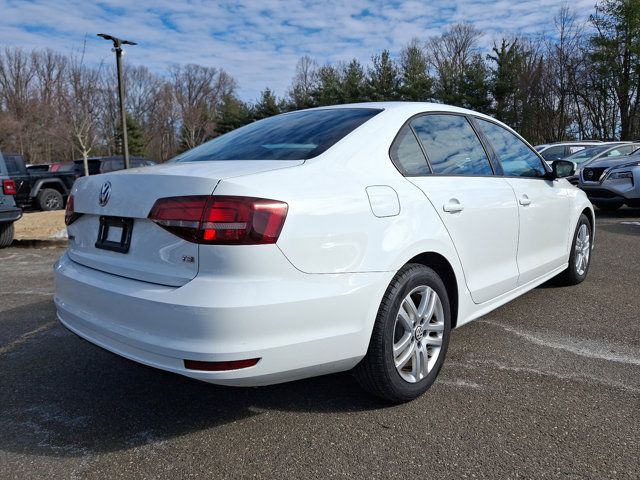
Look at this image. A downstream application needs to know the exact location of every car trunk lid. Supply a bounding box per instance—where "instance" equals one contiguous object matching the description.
[66,160,302,286]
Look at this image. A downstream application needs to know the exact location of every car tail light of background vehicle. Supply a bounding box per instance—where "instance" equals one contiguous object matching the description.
[2,179,17,195]
[148,195,288,245]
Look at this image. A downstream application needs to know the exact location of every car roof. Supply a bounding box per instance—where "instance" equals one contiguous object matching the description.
[311,101,500,123]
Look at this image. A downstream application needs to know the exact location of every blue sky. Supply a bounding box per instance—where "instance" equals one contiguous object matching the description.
[0,0,597,101]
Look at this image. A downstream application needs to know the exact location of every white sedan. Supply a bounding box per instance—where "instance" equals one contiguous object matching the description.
[55,102,594,403]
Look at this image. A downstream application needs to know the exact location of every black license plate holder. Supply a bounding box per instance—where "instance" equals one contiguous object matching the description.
[95,216,134,254]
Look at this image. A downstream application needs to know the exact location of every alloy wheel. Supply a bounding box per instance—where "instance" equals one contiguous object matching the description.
[393,285,445,383]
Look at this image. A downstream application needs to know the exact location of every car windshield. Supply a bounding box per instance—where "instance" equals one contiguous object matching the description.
[566,146,610,164]
[172,108,382,162]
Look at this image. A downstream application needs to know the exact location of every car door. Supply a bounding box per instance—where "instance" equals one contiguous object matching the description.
[394,113,520,304]
[473,117,571,285]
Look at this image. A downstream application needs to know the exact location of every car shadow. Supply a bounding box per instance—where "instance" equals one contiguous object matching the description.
[593,206,640,219]
[0,300,386,458]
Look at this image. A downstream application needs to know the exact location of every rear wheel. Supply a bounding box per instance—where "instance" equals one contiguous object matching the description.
[556,214,592,286]
[0,222,15,248]
[594,201,623,211]
[37,188,64,211]
[354,264,451,403]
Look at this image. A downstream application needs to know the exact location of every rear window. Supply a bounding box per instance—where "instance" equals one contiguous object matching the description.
[173,108,382,162]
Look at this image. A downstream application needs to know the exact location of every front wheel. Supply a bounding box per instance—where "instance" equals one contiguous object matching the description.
[354,264,451,403]
[556,214,592,286]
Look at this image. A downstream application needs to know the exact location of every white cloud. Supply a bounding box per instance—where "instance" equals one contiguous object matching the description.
[0,0,599,101]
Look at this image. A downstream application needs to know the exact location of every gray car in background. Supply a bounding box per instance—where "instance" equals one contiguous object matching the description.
[579,153,640,210]
[0,151,23,247]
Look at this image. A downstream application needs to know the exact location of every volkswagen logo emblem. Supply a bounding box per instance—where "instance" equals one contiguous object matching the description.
[586,171,594,179]
[99,181,112,207]
[414,325,424,342]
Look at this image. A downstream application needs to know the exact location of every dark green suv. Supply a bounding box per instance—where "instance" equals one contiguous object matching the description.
[0,151,22,248]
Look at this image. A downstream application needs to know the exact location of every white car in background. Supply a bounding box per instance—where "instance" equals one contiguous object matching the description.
[55,103,594,403]
[535,141,603,161]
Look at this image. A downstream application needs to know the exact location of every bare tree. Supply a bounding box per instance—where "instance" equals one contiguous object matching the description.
[62,47,102,175]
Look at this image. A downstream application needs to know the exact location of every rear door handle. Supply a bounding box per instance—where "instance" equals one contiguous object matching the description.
[519,194,531,206]
[443,199,464,213]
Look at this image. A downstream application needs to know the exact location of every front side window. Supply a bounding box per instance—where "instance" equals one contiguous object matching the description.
[410,114,493,176]
[389,126,430,176]
[476,119,547,178]
[173,108,382,162]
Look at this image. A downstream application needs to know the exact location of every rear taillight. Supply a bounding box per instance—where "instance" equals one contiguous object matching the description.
[2,179,17,195]
[65,194,82,226]
[148,196,288,245]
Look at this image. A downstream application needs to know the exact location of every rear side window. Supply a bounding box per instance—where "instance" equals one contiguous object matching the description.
[389,126,430,175]
[173,108,382,162]
[411,114,493,176]
[4,155,24,175]
[476,119,547,178]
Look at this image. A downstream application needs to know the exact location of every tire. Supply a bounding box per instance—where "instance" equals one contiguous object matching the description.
[354,263,451,403]
[37,188,64,211]
[593,202,623,211]
[0,222,14,248]
[556,214,592,286]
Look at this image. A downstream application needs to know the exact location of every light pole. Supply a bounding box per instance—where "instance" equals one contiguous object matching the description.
[98,33,137,169]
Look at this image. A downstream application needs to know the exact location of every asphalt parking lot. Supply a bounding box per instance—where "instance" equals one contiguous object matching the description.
[0,210,639,479]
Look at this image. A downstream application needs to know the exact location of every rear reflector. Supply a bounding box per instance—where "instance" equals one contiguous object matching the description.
[149,195,288,245]
[2,179,17,195]
[184,358,260,371]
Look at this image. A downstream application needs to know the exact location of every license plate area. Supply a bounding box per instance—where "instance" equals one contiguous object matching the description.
[95,216,133,253]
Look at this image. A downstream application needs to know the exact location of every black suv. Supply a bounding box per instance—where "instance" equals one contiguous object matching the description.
[0,152,23,248]
[3,153,76,210]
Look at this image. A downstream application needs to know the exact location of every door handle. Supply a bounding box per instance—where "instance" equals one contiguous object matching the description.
[519,194,531,206]
[443,199,464,213]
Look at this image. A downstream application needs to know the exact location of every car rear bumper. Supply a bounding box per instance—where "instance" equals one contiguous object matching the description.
[54,252,392,386]
[0,206,22,223]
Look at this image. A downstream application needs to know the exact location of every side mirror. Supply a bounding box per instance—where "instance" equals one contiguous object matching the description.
[551,160,576,179]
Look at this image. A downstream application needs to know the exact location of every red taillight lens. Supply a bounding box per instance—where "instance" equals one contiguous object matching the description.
[2,179,17,195]
[148,196,288,245]
[64,194,82,226]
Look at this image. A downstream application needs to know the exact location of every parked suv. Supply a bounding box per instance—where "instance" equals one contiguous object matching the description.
[0,152,22,248]
[579,153,640,210]
[3,153,76,210]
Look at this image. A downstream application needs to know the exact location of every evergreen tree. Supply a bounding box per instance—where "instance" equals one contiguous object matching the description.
[116,112,145,157]
[368,50,400,101]
[252,88,281,120]
[313,65,343,106]
[341,59,368,103]
[488,39,523,125]
[216,94,252,134]
[589,0,640,139]
[399,41,433,101]
[461,54,491,113]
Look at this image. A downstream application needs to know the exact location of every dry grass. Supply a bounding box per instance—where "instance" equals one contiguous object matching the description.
[14,210,66,241]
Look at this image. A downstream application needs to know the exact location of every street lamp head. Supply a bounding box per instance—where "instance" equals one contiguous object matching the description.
[97,33,115,41]
[97,33,137,48]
